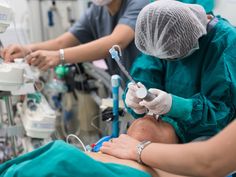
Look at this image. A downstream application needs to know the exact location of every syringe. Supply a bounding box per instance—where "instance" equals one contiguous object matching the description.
[109,45,156,102]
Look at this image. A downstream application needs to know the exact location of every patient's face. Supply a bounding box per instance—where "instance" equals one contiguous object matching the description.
[127,116,179,144]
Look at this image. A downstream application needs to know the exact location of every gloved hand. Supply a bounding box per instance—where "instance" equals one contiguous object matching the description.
[125,82,147,114]
[140,89,172,115]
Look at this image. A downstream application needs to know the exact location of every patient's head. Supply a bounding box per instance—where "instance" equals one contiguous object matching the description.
[127,116,179,144]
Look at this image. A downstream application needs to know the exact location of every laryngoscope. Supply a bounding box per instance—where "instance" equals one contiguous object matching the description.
[109,45,155,102]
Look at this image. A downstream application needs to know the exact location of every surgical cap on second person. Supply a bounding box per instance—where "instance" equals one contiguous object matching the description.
[135,0,208,59]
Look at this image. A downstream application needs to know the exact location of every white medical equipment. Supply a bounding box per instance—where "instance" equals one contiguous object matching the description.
[0,59,37,95]
[17,93,56,139]
[0,2,20,158]
[0,0,37,95]
[0,2,47,159]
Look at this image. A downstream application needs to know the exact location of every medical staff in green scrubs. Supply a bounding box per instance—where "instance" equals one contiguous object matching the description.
[125,0,236,143]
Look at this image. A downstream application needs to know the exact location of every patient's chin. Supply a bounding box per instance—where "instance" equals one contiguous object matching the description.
[127,115,179,144]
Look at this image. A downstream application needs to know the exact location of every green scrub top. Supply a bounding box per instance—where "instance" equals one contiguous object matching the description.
[180,0,214,13]
[0,141,151,177]
[149,0,214,13]
[124,17,236,143]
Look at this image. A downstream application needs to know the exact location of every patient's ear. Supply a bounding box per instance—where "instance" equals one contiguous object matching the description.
[127,116,179,144]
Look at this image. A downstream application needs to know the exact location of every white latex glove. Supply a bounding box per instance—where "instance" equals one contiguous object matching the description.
[140,89,172,115]
[125,82,147,114]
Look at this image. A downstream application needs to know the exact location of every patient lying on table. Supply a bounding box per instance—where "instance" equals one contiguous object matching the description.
[0,140,158,177]
[0,116,179,177]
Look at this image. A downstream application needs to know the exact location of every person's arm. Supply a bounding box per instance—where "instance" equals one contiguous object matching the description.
[27,32,80,52]
[2,3,103,62]
[26,24,134,70]
[28,23,134,64]
[2,32,79,62]
[63,24,134,63]
[63,0,144,63]
[24,0,150,70]
[141,120,236,177]
[101,121,236,177]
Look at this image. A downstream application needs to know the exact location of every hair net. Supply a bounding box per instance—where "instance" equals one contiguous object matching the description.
[135,0,208,59]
